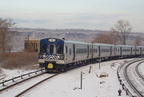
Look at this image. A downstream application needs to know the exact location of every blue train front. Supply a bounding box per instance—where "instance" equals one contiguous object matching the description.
[38,38,66,72]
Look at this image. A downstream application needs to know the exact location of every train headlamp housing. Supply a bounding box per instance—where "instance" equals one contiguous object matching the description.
[57,55,60,58]
[49,39,56,42]
[57,55,64,60]
[43,55,46,58]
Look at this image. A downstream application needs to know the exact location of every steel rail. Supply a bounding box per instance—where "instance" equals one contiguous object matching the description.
[124,60,144,97]
[0,69,45,92]
[15,73,59,97]
[14,61,86,97]
[135,61,144,82]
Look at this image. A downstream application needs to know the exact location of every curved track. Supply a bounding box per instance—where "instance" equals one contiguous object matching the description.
[0,69,59,97]
[118,59,144,97]
[15,73,59,97]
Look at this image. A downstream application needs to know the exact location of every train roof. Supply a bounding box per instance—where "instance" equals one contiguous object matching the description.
[40,38,144,48]
[115,45,134,47]
[136,46,144,47]
[65,40,91,45]
[93,43,114,46]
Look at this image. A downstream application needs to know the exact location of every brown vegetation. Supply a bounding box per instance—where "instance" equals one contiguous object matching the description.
[93,32,118,44]
[135,36,142,46]
[0,52,38,69]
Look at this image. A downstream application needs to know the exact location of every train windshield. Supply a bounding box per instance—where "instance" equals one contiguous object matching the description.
[49,44,55,54]
[40,43,47,53]
[48,44,64,54]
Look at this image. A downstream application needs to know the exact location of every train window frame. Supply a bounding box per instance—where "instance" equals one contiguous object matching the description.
[101,49,110,52]
[49,44,55,54]
[40,43,47,53]
[56,44,64,54]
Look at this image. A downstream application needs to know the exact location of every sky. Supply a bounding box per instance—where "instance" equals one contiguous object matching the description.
[0,0,144,32]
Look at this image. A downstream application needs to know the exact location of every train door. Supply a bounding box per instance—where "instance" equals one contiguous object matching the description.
[65,45,68,60]
[135,46,136,56]
[141,48,142,54]
[98,46,101,57]
[87,45,89,58]
[110,46,112,56]
[73,44,76,61]
[114,45,116,56]
[120,47,122,55]
[131,47,132,55]
[92,44,94,58]
[140,47,142,55]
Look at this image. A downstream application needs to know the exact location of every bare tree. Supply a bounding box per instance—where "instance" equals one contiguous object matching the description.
[135,36,142,46]
[0,18,15,52]
[111,20,132,45]
[93,32,118,44]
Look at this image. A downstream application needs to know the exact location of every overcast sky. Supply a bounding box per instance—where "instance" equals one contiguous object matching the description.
[1,0,144,32]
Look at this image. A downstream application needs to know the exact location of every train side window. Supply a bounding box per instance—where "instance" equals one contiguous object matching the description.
[94,49,97,53]
[77,49,79,54]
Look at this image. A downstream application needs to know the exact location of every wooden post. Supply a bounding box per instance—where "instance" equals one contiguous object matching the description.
[89,66,92,73]
[99,59,101,69]
[80,71,82,89]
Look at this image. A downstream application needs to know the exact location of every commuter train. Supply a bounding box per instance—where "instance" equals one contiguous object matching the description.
[38,38,144,72]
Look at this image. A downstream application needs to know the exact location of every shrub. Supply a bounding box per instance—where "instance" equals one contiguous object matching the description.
[0,52,38,69]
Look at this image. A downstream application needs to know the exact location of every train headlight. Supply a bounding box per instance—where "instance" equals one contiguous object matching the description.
[57,55,60,58]
[57,55,64,60]
[43,55,46,58]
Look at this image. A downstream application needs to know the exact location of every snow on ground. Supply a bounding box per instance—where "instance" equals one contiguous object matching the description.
[0,59,134,97]
[23,59,132,97]
[0,68,36,81]
[138,62,144,76]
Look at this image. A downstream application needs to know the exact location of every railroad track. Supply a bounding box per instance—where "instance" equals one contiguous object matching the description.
[118,59,144,97]
[135,61,144,82]
[15,73,59,97]
[0,69,45,92]
[0,69,60,97]
[0,61,88,97]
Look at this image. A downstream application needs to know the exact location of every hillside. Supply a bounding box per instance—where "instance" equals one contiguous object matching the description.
[10,28,144,51]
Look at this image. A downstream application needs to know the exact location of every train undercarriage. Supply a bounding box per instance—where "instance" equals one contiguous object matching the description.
[39,55,141,73]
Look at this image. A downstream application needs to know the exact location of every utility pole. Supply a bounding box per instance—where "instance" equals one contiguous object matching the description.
[89,66,92,73]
